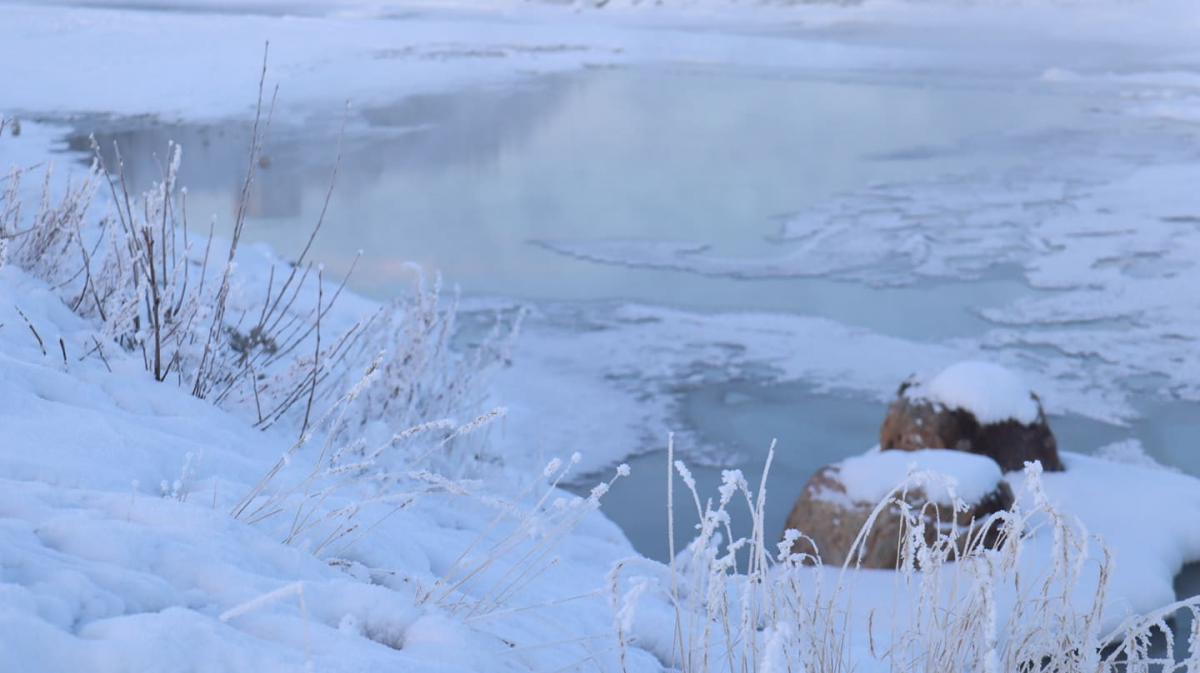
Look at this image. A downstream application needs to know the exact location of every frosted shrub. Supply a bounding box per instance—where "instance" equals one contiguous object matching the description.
[86,139,214,383]
[230,364,631,630]
[0,68,315,398]
[229,350,505,553]
[2,67,506,451]
[0,157,100,283]
[421,453,631,619]
[4,80,528,618]
[325,271,519,474]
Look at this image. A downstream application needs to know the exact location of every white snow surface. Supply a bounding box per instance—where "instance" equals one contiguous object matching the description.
[833,448,1004,505]
[0,266,655,672]
[0,1,920,124]
[915,361,1040,425]
[1008,452,1200,626]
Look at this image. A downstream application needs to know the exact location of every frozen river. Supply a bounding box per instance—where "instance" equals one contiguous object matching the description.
[75,66,1073,322]
[8,1,1200,667]
[71,61,1200,565]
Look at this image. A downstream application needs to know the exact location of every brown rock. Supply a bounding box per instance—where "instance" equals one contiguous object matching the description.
[879,381,1064,473]
[782,462,1014,569]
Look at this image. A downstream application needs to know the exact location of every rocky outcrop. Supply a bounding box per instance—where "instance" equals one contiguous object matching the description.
[879,381,1064,473]
[781,451,1014,569]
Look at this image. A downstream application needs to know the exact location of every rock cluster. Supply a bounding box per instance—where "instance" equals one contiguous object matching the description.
[781,361,1061,568]
[879,381,1064,473]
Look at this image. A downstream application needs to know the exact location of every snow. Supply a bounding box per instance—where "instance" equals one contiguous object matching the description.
[0,4,627,123]
[1095,438,1182,474]
[0,261,651,671]
[914,361,1040,425]
[612,445,1200,670]
[1010,452,1200,623]
[6,0,1200,669]
[833,448,1004,505]
[0,1,922,125]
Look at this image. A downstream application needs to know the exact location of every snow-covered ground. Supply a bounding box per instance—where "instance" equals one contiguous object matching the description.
[6,0,1200,670]
[0,264,652,671]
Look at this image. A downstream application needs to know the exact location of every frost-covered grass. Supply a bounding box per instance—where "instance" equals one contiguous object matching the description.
[2,65,512,455]
[608,439,1200,672]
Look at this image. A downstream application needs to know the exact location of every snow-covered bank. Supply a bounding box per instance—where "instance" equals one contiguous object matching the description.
[0,0,916,125]
[0,262,651,671]
[0,4,626,123]
[6,202,1200,671]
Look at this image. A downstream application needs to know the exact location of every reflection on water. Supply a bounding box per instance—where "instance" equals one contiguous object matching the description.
[72,75,574,221]
[74,66,1087,334]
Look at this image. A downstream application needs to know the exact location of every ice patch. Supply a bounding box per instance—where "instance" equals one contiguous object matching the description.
[1095,438,1182,474]
[481,298,1135,479]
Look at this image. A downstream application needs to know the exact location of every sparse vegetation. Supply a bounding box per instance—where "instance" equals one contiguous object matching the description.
[0,53,512,451]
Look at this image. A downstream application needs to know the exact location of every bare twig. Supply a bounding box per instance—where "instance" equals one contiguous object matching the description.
[300,269,323,438]
[14,306,46,355]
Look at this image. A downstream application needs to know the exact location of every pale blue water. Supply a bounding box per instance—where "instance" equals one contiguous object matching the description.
[73,66,1082,333]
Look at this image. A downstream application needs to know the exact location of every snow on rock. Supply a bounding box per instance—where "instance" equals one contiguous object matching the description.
[834,448,1004,506]
[771,448,1200,655]
[782,448,1013,568]
[780,445,1200,629]
[912,360,1039,425]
